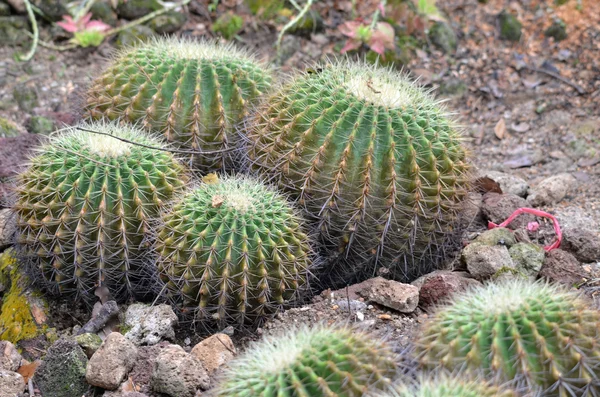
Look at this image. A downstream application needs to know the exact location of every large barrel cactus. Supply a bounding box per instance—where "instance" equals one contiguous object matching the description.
[13,123,188,303]
[84,37,273,172]
[246,60,470,283]
[415,280,600,395]
[378,375,518,397]
[213,324,398,396]
[156,175,312,328]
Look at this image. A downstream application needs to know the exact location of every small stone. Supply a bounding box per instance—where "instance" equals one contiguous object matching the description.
[333,299,367,312]
[0,2,11,16]
[0,117,21,138]
[90,0,118,26]
[0,16,29,46]
[462,243,515,280]
[0,208,15,251]
[508,243,545,278]
[115,25,156,48]
[480,170,529,197]
[474,227,516,247]
[562,228,600,263]
[545,18,567,41]
[124,303,178,346]
[459,192,483,228]
[412,270,481,307]
[34,338,89,397]
[13,85,38,113]
[5,0,25,14]
[151,344,209,397]
[147,11,186,34]
[378,314,392,320]
[539,249,585,286]
[190,333,236,375]
[75,333,103,358]
[527,173,577,207]
[498,10,522,41]
[86,332,138,390]
[287,9,324,37]
[0,370,24,396]
[0,341,21,372]
[358,277,419,313]
[31,0,67,21]
[27,116,54,135]
[482,192,534,228]
[429,21,457,54]
[116,0,162,19]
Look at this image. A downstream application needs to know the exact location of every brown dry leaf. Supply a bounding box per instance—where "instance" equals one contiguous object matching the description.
[494,118,506,140]
[212,195,225,208]
[17,360,41,383]
[474,177,503,194]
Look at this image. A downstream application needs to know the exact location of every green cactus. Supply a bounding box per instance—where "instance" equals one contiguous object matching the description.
[213,324,398,396]
[13,122,188,303]
[156,175,312,328]
[415,280,600,395]
[84,37,273,172]
[246,60,470,283]
[378,375,518,397]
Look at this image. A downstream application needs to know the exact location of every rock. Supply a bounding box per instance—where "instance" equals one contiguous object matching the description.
[34,338,89,397]
[147,10,186,34]
[27,116,54,135]
[357,277,419,313]
[474,227,516,247]
[288,9,324,37]
[124,304,178,346]
[459,192,483,228]
[12,85,37,113]
[508,242,545,278]
[480,170,529,197]
[0,370,24,397]
[104,391,149,397]
[117,0,162,19]
[86,332,138,390]
[462,243,515,280]
[77,300,119,335]
[31,0,67,21]
[151,344,209,397]
[0,2,10,16]
[545,18,567,41]
[75,333,103,358]
[190,333,236,375]
[211,11,244,40]
[115,25,156,48]
[482,192,534,229]
[277,34,302,64]
[0,209,15,250]
[429,21,457,54]
[527,173,576,207]
[0,134,40,207]
[539,249,585,286]
[0,117,21,138]
[0,16,29,46]
[91,0,118,26]
[412,270,481,307]
[0,341,21,371]
[498,10,521,41]
[562,227,600,263]
[5,0,25,14]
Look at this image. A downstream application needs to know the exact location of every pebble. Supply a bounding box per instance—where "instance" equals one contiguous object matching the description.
[124,303,178,346]
[86,332,138,390]
[482,192,534,228]
[34,338,89,397]
[462,243,516,281]
[411,270,481,307]
[190,333,236,375]
[0,341,21,372]
[0,370,24,397]
[562,227,600,263]
[481,170,529,197]
[527,173,577,207]
[538,249,585,286]
[358,277,419,313]
[152,344,209,397]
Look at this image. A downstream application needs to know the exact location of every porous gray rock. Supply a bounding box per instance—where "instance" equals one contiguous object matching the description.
[539,249,585,286]
[0,341,21,372]
[190,333,236,375]
[151,344,209,397]
[527,173,577,207]
[509,242,545,278]
[0,370,24,397]
[462,243,515,280]
[459,192,483,228]
[358,277,419,313]
[86,332,138,390]
[480,170,529,197]
[562,227,600,263]
[124,303,178,346]
[412,270,481,307]
[482,192,534,228]
[34,338,89,397]
[75,333,103,358]
[474,227,516,247]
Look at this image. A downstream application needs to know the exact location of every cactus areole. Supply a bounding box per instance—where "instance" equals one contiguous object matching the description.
[84,38,273,172]
[13,123,188,303]
[247,60,470,282]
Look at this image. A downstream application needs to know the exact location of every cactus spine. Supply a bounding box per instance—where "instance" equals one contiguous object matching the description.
[213,325,398,396]
[156,175,311,328]
[415,280,600,395]
[246,60,470,283]
[13,122,188,302]
[84,37,273,172]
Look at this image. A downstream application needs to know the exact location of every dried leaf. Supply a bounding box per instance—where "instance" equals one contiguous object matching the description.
[494,118,506,140]
[212,195,225,208]
[474,176,503,194]
[18,360,41,383]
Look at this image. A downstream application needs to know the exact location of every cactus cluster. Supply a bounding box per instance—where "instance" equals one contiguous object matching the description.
[156,175,312,328]
[378,375,517,397]
[415,280,600,395]
[247,60,470,282]
[213,324,398,396]
[13,122,188,303]
[84,37,273,172]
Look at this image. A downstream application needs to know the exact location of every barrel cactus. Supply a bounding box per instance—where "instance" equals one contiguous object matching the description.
[378,375,518,397]
[13,122,188,303]
[156,175,312,328]
[84,37,273,172]
[213,324,398,396]
[246,60,470,283]
[415,280,600,395]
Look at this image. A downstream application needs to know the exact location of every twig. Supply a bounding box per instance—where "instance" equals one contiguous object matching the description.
[275,0,314,63]
[523,65,587,95]
[76,300,119,335]
[25,32,78,51]
[105,0,192,37]
[18,0,38,62]
[76,126,235,155]
[369,0,387,30]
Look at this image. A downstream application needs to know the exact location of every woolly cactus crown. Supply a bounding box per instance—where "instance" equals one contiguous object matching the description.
[213,324,398,396]
[376,375,518,397]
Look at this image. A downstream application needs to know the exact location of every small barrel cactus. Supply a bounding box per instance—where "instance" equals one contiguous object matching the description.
[415,280,600,395]
[213,324,398,396]
[156,175,312,328]
[84,37,273,172]
[13,122,188,303]
[379,375,518,397]
[246,60,470,283]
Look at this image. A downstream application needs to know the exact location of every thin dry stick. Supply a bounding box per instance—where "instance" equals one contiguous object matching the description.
[523,65,587,95]
[276,0,314,63]
[19,0,39,62]
[76,126,235,155]
[105,0,192,37]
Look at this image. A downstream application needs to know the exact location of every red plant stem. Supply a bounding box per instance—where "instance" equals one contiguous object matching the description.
[488,207,562,251]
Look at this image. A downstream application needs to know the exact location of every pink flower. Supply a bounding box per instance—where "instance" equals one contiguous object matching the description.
[57,12,110,34]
